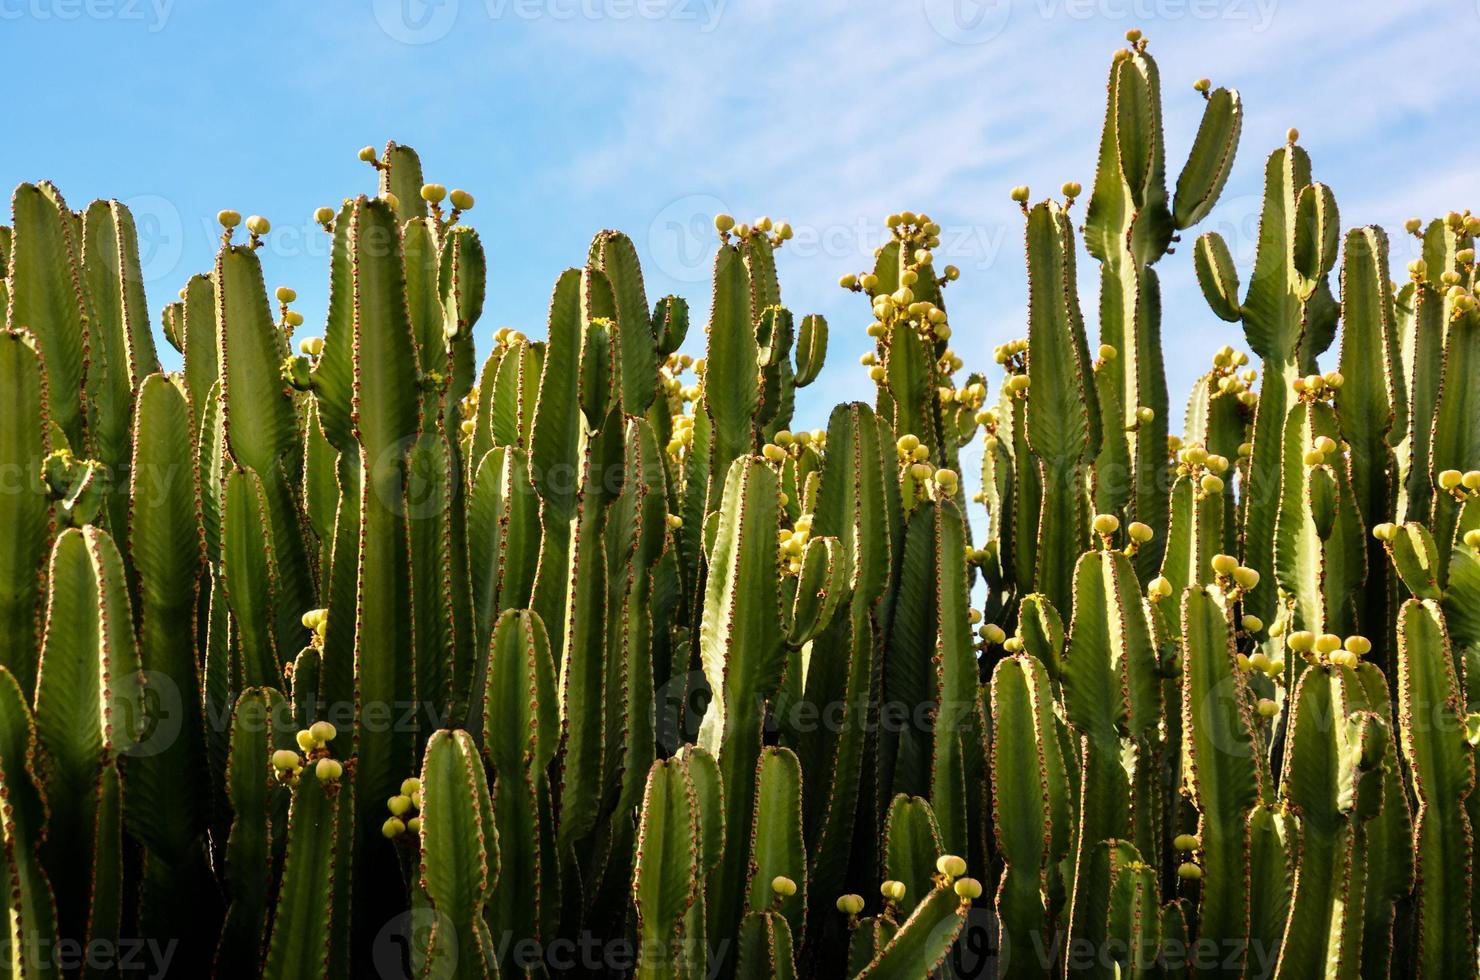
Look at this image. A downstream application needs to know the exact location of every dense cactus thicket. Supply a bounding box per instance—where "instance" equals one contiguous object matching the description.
[2,31,1478,980]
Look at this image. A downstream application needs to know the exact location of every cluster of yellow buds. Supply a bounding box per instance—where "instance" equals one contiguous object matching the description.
[1208,345,1258,405]
[383,777,423,839]
[977,621,1007,646]
[714,213,794,248]
[1173,832,1202,879]
[938,381,987,412]
[1210,553,1260,597]
[273,286,304,335]
[1302,434,1341,468]
[1292,371,1343,402]
[493,326,527,349]
[271,720,342,787]
[1173,444,1231,499]
[761,429,814,465]
[298,336,325,358]
[778,515,813,576]
[1237,646,1283,680]
[1286,630,1371,669]
[897,433,931,474]
[1436,469,1480,500]
[665,413,696,461]
[660,352,697,397]
[300,607,328,647]
[1091,513,1155,552]
[993,337,1029,370]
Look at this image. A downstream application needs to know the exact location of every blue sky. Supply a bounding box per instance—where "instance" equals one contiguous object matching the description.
[4,0,1477,438]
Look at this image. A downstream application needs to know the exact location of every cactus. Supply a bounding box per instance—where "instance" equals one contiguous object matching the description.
[0,40,1476,979]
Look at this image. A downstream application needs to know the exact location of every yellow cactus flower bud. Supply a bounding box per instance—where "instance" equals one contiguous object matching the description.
[776,222,793,240]
[272,749,301,772]
[1286,127,1299,143]
[1249,652,1271,672]
[309,721,336,743]
[382,817,406,839]
[954,877,983,900]
[838,273,858,289]
[1404,217,1422,235]
[296,729,316,752]
[981,624,1007,645]
[1243,615,1265,634]
[388,795,413,816]
[407,817,421,833]
[1257,698,1279,718]
[909,462,932,481]
[880,880,906,902]
[1211,554,1239,577]
[1438,469,1463,490]
[1314,633,1342,655]
[1092,513,1120,536]
[1372,522,1398,542]
[936,854,967,879]
[315,758,343,783]
[1287,630,1315,652]
[1061,181,1082,199]
[448,189,474,211]
[1233,566,1260,590]
[314,206,336,225]
[246,215,270,236]
[1002,636,1024,653]
[1201,474,1225,494]
[217,209,241,228]
[770,875,798,897]
[1314,436,1337,455]
[1465,529,1480,550]
[1193,78,1211,92]
[1128,521,1154,544]
[1463,470,1480,490]
[380,192,400,211]
[1302,449,1325,467]
[1009,185,1030,203]
[1097,343,1118,362]
[401,777,421,797]
[1136,405,1155,424]
[836,894,865,915]
[1344,635,1372,657]
[275,286,297,304]
[420,183,447,204]
[944,265,960,281]
[1148,576,1173,600]
[1173,833,1200,851]
[1178,862,1203,880]
[1236,653,1252,672]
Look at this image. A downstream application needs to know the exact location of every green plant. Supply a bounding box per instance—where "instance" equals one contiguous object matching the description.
[1,33,1477,980]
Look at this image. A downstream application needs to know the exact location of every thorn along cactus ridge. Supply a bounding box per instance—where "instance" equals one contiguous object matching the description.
[0,44,1475,980]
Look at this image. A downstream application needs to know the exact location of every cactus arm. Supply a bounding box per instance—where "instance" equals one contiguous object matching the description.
[0,666,59,980]
[125,375,214,953]
[308,201,356,454]
[698,457,784,953]
[417,729,499,979]
[180,273,218,433]
[33,526,142,950]
[260,770,351,980]
[1024,200,1097,611]
[852,885,966,979]
[7,182,88,452]
[590,229,659,415]
[795,313,827,388]
[482,610,557,963]
[217,244,298,475]
[704,245,759,503]
[401,216,445,378]
[528,269,584,633]
[438,225,485,412]
[883,795,944,917]
[737,910,799,980]
[467,450,542,731]
[745,747,806,936]
[0,329,54,697]
[1394,598,1475,977]
[1172,87,1242,230]
[221,466,286,690]
[990,653,1071,975]
[632,757,702,980]
[1179,585,1261,976]
[485,338,540,451]
[1428,303,1480,562]
[1334,227,1404,651]
[1193,232,1242,323]
[378,142,428,222]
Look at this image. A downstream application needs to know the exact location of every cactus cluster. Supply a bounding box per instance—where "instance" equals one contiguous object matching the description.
[0,34,1477,980]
